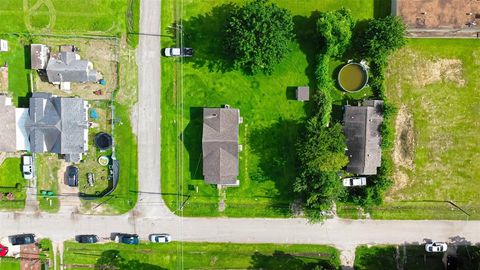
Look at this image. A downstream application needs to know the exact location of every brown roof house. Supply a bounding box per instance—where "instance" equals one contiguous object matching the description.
[393,0,480,37]
[202,107,242,186]
[343,100,383,175]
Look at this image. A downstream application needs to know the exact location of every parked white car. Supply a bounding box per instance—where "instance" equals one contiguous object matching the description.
[22,155,33,180]
[149,234,171,243]
[425,242,448,252]
[342,177,366,187]
[164,47,193,57]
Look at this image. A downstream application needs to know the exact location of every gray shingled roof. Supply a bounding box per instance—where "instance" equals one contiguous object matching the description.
[25,93,88,157]
[202,108,240,185]
[46,52,98,83]
[296,86,310,101]
[0,95,17,152]
[343,100,383,175]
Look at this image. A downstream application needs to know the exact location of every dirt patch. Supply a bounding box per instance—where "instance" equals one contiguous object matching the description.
[0,66,8,90]
[389,106,415,195]
[20,243,41,270]
[391,49,466,88]
[33,37,118,100]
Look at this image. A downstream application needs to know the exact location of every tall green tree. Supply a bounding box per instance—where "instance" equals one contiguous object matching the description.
[317,8,355,58]
[297,120,348,172]
[362,16,406,60]
[225,0,294,74]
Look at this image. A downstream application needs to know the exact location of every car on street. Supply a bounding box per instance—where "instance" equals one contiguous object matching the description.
[76,235,99,244]
[149,234,171,243]
[0,244,8,257]
[164,47,193,57]
[425,242,448,252]
[342,177,367,187]
[22,155,33,180]
[116,234,139,245]
[67,166,79,187]
[8,234,36,246]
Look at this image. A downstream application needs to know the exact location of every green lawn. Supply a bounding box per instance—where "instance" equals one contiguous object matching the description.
[63,241,340,270]
[36,154,61,212]
[161,0,385,217]
[0,0,129,35]
[0,259,19,270]
[355,39,480,220]
[355,245,444,270]
[0,158,26,210]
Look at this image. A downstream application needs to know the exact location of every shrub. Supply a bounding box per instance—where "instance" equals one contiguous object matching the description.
[225,0,294,74]
[317,8,355,58]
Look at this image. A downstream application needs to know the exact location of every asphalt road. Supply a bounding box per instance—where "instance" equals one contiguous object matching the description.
[2,0,479,269]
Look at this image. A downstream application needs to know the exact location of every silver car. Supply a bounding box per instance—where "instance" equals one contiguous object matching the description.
[149,234,171,243]
[425,242,447,252]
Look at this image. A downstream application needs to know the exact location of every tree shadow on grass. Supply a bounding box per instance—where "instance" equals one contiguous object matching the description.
[182,107,204,180]
[293,12,322,117]
[95,250,167,270]
[249,250,337,270]
[248,118,304,215]
[181,4,236,73]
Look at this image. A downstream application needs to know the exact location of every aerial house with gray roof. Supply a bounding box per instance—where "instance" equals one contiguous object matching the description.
[343,100,384,175]
[202,107,241,187]
[26,93,89,163]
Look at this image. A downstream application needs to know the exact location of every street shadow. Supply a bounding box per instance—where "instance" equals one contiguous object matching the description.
[95,250,167,270]
[180,3,236,73]
[248,118,304,215]
[248,250,337,270]
[182,107,204,179]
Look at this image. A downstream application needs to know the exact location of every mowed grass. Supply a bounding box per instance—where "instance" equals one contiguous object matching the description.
[0,158,26,210]
[0,0,128,35]
[35,154,61,212]
[355,245,444,270]
[63,242,340,269]
[0,259,19,270]
[376,39,480,219]
[161,0,381,217]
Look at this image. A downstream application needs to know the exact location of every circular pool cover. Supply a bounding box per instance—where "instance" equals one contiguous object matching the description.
[94,133,112,150]
[338,63,368,92]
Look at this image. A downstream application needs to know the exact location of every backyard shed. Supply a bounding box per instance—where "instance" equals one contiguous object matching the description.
[296,86,309,101]
[0,40,8,52]
[343,100,383,175]
[30,44,50,70]
[202,107,241,186]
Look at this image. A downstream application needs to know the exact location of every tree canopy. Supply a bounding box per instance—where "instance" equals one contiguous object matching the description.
[362,16,406,59]
[317,8,355,58]
[225,0,294,74]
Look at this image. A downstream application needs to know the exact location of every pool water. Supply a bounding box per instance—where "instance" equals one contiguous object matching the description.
[338,63,368,92]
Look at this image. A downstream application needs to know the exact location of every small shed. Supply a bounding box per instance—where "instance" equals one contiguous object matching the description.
[296,86,309,101]
[0,40,8,52]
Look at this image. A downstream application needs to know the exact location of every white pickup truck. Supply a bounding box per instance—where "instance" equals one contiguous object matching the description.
[342,177,367,187]
[22,155,33,180]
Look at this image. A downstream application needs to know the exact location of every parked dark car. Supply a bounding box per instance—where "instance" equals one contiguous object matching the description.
[8,234,36,246]
[76,235,99,244]
[67,166,79,187]
[116,234,139,245]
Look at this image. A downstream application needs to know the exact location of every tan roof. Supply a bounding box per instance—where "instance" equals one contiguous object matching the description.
[202,108,240,185]
[394,0,480,29]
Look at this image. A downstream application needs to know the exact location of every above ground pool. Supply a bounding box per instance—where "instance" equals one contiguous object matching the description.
[338,63,368,92]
